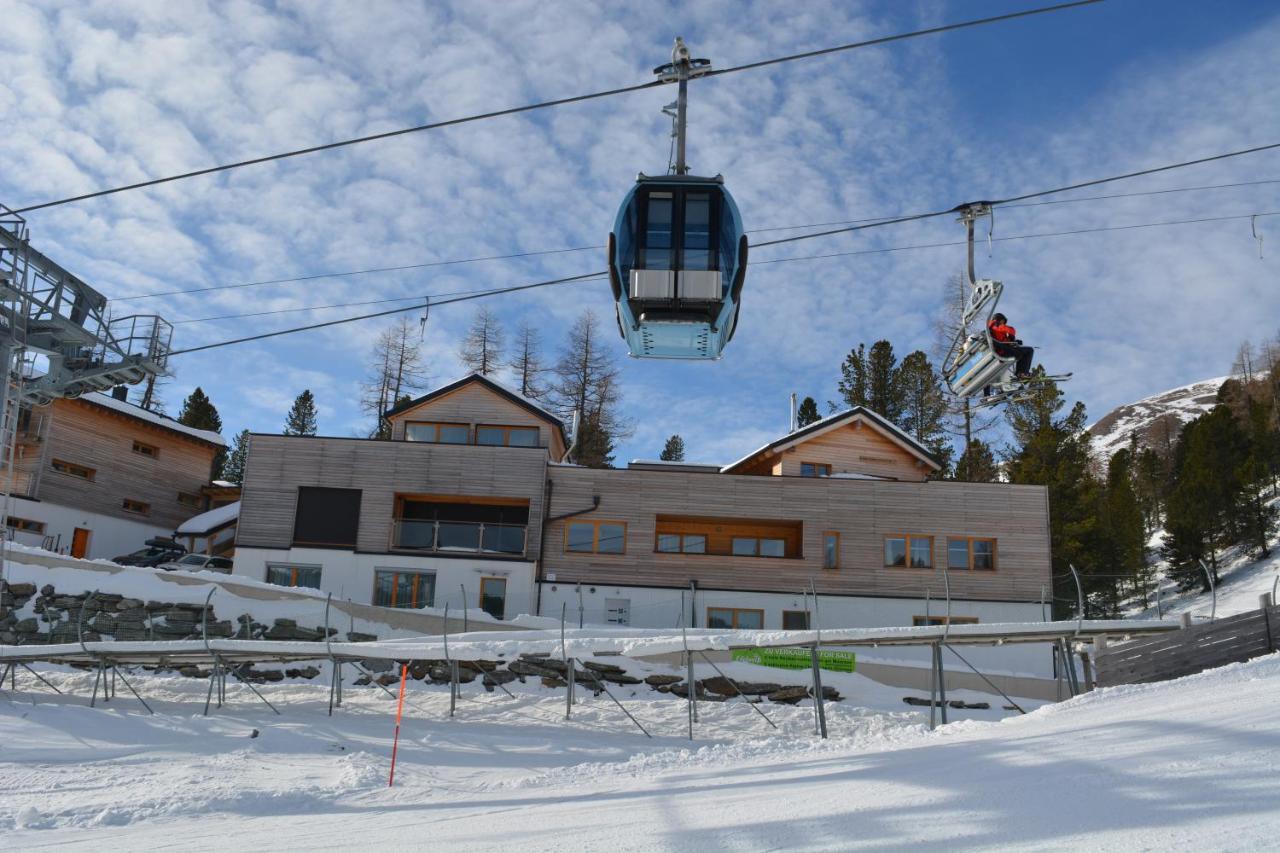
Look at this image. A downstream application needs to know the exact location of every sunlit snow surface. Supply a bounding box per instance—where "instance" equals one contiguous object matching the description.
[4,651,1280,851]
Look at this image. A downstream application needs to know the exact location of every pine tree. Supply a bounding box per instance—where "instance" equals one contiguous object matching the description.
[550,311,631,468]
[837,344,868,410]
[178,387,222,432]
[660,434,686,461]
[796,397,820,428]
[895,350,951,472]
[460,306,505,376]
[866,340,903,422]
[222,429,252,486]
[283,390,318,436]
[838,340,904,422]
[178,387,226,478]
[1162,406,1249,590]
[508,321,546,399]
[954,439,999,482]
[361,318,429,439]
[1097,448,1148,615]
[1005,376,1104,616]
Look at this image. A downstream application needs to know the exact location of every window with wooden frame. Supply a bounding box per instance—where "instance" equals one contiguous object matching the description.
[800,462,832,478]
[782,610,811,630]
[731,536,787,557]
[266,564,322,589]
[51,458,95,481]
[822,531,840,569]
[656,532,707,554]
[706,607,765,629]
[565,519,626,554]
[475,424,540,447]
[131,439,160,459]
[122,498,150,516]
[6,516,45,534]
[947,537,998,571]
[912,615,980,626]
[479,576,507,619]
[403,422,470,444]
[655,515,801,559]
[177,492,203,509]
[374,569,436,609]
[884,534,933,568]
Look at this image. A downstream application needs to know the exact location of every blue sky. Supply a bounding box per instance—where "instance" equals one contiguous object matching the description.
[1,0,1277,464]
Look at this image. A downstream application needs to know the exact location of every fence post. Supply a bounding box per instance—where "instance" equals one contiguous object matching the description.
[1261,593,1274,653]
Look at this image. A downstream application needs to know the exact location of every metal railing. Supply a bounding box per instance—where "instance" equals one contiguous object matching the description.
[392,519,526,556]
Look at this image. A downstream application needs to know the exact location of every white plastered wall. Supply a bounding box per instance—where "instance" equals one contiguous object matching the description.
[7,496,179,560]
[232,546,537,620]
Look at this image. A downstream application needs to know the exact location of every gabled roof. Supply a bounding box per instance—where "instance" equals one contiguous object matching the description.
[385,372,568,445]
[721,406,942,474]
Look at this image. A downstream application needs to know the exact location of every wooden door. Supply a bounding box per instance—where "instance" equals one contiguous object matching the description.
[71,527,91,559]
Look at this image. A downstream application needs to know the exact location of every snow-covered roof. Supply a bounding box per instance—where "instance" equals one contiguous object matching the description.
[721,406,941,474]
[175,501,239,536]
[83,392,226,446]
[627,459,724,471]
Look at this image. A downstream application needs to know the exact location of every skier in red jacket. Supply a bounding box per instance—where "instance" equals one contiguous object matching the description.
[987,313,1034,378]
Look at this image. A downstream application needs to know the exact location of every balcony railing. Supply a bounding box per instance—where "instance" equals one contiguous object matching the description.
[392,519,527,556]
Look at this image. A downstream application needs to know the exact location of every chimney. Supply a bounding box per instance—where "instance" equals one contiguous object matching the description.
[789,393,797,433]
[112,386,128,402]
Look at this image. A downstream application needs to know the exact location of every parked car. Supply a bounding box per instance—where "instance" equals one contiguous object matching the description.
[158,554,234,574]
[112,538,187,567]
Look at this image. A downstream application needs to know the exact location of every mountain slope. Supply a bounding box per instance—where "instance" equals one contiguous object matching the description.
[1088,376,1227,459]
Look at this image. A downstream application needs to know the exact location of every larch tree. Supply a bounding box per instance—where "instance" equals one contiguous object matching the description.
[660,434,686,461]
[460,306,505,376]
[222,429,252,486]
[283,390,318,436]
[508,321,546,398]
[178,387,226,478]
[550,311,630,468]
[361,318,429,439]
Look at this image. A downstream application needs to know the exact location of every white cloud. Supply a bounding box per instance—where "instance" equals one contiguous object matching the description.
[0,0,1275,464]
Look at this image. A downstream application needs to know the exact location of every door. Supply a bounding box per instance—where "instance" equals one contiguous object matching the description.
[605,598,631,626]
[71,527,91,559]
[479,577,507,620]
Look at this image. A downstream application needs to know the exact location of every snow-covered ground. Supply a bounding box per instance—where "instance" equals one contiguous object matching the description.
[4,650,1280,851]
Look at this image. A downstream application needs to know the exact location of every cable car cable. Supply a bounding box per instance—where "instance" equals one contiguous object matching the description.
[752,141,1280,249]
[165,208,1280,326]
[164,271,606,356]
[9,0,1103,216]
[112,174,1280,304]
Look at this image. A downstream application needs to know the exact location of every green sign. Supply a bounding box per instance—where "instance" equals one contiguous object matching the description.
[732,647,856,673]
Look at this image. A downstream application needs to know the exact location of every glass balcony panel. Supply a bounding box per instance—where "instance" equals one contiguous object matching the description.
[436,521,481,551]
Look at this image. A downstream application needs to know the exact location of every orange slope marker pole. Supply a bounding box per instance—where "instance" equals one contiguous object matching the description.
[388,663,409,787]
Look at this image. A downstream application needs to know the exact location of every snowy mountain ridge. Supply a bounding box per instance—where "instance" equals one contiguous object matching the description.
[1087,375,1227,460]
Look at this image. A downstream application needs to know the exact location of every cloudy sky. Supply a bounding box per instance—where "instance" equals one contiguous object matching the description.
[1,0,1276,464]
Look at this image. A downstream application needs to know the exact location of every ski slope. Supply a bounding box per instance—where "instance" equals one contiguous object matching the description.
[4,651,1279,851]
